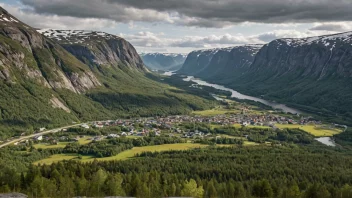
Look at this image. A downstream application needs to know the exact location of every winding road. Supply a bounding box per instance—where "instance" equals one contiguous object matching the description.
[0,123,83,149]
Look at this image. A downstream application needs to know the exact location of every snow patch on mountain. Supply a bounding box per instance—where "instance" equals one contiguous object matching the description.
[0,14,18,23]
[279,31,352,47]
[37,29,121,44]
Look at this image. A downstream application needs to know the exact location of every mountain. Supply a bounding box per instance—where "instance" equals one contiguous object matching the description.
[38,29,146,71]
[178,45,262,83]
[229,32,352,121]
[0,7,212,139]
[140,53,187,71]
[0,10,101,93]
[179,32,352,123]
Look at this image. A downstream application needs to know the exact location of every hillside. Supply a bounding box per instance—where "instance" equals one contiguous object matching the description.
[178,45,262,83]
[140,53,187,71]
[0,6,108,138]
[0,7,213,139]
[178,33,352,123]
[229,32,352,122]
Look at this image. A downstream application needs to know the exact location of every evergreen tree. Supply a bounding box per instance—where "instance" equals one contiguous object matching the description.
[104,174,125,196]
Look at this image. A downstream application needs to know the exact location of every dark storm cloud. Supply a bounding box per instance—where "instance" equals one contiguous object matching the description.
[20,0,352,27]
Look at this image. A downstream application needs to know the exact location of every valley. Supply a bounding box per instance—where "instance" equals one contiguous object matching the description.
[177,33,352,125]
[0,3,352,198]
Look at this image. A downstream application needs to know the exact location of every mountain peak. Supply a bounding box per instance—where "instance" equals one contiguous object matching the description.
[0,12,19,23]
[37,29,122,45]
[277,31,352,47]
[38,29,146,70]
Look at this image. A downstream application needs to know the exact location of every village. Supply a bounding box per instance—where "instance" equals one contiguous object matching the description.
[27,112,329,144]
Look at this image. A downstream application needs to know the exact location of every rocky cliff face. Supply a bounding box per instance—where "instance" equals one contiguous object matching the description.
[245,32,352,81]
[230,33,352,121]
[140,53,187,71]
[178,45,262,82]
[38,29,146,71]
[0,7,100,93]
[178,48,224,75]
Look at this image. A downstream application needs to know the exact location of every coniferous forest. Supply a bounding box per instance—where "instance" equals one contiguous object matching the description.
[1,130,352,198]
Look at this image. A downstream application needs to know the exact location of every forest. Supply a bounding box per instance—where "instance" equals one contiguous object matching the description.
[1,145,352,198]
[0,123,352,197]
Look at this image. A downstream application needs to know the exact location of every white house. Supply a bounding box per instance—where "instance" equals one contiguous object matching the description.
[81,124,90,129]
[34,135,43,141]
[108,134,119,138]
[93,124,104,128]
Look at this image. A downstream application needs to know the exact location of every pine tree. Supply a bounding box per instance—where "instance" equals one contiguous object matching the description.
[205,180,218,198]
[104,174,125,196]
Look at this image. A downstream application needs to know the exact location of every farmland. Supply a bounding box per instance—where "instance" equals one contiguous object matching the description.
[34,143,207,165]
[275,124,342,137]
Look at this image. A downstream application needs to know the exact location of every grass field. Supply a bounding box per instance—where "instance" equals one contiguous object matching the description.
[34,143,207,165]
[233,124,271,129]
[243,141,261,146]
[193,108,240,116]
[34,142,69,149]
[77,136,93,144]
[275,124,342,137]
[34,154,79,165]
[33,136,92,149]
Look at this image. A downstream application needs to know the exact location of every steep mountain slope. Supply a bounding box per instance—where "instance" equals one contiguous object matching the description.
[229,32,352,122]
[178,45,262,83]
[0,11,101,93]
[0,7,213,139]
[178,48,220,75]
[140,53,187,71]
[38,29,145,71]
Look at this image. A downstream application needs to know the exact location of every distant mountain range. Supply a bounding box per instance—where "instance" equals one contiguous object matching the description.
[140,53,187,71]
[178,45,262,81]
[178,33,352,123]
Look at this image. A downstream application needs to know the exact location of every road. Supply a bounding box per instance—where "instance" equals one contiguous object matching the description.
[0,123,83,149]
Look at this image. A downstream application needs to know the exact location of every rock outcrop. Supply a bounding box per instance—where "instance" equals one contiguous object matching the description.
[0,7,101,93]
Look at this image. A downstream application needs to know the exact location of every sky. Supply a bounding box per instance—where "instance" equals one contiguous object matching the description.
[1,0,352,54]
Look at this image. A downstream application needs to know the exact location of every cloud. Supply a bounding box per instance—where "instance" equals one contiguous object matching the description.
[310,22,352,32]
[0,3,118,30]
[18,0,352,28]
[256,30,320,42]
[19,0,172,24]
[121,29,325,51]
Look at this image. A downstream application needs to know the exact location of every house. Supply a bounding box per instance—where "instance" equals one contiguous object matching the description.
[121,132,127,136]
[93,124,104,128]
[108,134,120,138]
[81,124,90,129]
[34,135,43,141]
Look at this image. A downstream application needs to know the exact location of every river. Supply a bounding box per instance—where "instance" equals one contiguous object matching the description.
[181,75,302,114]
[163,71,341,146]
